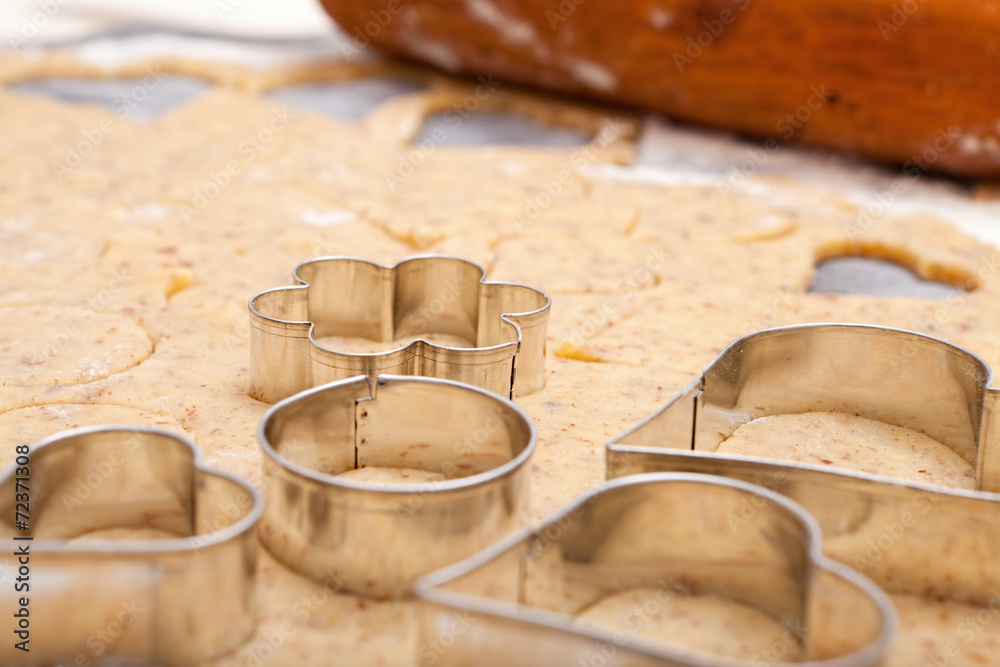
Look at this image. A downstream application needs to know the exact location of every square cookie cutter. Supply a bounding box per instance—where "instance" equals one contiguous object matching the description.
[249,255,551,403]
[0,426,263,666]
[608,324,1000,608]
[258,373,537,599]
[415,472,896,667]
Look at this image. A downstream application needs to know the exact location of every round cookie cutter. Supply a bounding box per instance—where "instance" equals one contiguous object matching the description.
[415,472,897,667]
[257,373,537,599]
[0,426,263,666]
[249,255,551,403]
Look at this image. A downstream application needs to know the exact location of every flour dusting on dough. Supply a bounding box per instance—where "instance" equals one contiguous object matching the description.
[301,209,357,227]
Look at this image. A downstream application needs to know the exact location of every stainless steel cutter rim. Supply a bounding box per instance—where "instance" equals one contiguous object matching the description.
[721,322,994,383]
[248,254,552,358]
[609,321,995,484]
[2,425,264,555]
[415,472,899,667]
[257,373,538,494]
[609,447,1000,504]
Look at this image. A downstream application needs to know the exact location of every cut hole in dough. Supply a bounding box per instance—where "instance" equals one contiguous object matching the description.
[10,76,214,122]
[416,110,593,147]
[267,78,426,121]
[810,257,964,298]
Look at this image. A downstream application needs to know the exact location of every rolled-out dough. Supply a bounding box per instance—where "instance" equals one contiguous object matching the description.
[1,51,998,665]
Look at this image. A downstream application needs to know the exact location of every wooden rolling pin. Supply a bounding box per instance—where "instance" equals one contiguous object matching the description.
[319,0,1000,179]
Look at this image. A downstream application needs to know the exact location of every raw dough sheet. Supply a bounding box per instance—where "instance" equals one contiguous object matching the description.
[1,45,1000,666]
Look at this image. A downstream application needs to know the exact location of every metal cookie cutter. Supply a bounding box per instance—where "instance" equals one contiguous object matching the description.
[258,373,536,599]
[415,473,896,667]
[0,426,262,666]
[249,255,551,403]
[608,324,1000,609]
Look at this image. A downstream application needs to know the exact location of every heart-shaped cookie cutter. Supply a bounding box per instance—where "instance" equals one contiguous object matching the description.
[608,324,1000,609]
[258,374,537,599]
[0,426,262,666]
[249,255,551,403]
[415,472,896,666]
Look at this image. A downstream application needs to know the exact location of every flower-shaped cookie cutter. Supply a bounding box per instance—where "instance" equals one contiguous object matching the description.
[258,373,537,599]
[609,324,1000,610]
[415,473,896,667]
[0,426,263,666]
[249,255,551,403]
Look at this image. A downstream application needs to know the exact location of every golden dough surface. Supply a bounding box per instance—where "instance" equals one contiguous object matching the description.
[0,403,189,444]
[575,588,800,662]
[717,411,976,489]
[1,52,999,665]
[886,595,1000,667]
[0,306,152,387]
